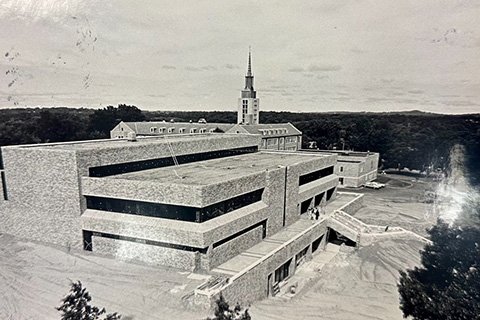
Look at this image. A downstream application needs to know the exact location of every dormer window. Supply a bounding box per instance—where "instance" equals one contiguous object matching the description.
[159,127,166,133]
[150,127,157,133]
[199,128,206,133]
[179,128,186,133]
[168,127,175,133]
[209,128,215,133]
[190,128,197,134]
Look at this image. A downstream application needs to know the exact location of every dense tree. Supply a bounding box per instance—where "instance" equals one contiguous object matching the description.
[206,294,251,320]
[1,108,479,177]
[88,104,145,138]
[398,198,480,320]
[57,281,121,320]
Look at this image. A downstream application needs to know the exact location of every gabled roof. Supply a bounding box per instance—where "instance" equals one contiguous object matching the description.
[120,122,235,135]
[227,123,302,137]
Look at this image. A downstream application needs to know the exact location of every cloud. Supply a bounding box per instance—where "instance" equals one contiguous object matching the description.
[224,64,239,70]
[288,67,304,72]
[308,64,341,72]
[288,64,341,73]
[162,65,176,70]
[408,89,424,94]
[185,65,217,72]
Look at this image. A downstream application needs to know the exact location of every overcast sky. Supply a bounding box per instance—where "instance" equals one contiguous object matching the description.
[1,0,479,114]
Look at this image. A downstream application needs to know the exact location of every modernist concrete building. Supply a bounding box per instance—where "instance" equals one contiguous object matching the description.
[0,134,340,271]
[301,150,380,187]
[0,132,396,308]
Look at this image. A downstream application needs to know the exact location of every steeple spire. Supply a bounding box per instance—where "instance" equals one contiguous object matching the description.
[247,47,252,77]
[244,48,254,91]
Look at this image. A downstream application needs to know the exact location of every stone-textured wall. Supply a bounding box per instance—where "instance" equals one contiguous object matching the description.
[0,135,260,250]
[210,226,263,269]
[0,147,83,248]
[327,219,359,241]
[284,154,338,228]
[336,152,380,187]
[339,193,364,215]
[203,221,328,306]
[93,236,198,270]
[82,177,205,207]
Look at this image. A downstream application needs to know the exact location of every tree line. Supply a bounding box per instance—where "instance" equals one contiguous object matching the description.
[1,106,479,185]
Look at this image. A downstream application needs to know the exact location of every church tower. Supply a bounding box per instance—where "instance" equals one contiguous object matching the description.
[238,49,259,124]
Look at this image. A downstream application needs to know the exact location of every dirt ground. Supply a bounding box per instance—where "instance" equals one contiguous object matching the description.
[0,233,209,320]
[249,173,435,320]
[250,239,424,320]
[0,173,437,320]
[351,173,439,237]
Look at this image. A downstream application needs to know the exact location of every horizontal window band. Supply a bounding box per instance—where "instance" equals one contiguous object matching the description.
[84,230,208,254]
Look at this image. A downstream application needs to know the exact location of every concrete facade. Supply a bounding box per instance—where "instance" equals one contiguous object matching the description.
[0,134,340,275]
[300,150,380,187]
[0,134,260,249]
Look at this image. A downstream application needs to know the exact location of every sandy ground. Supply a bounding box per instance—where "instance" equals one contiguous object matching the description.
[249,174,433,320]
[0,173,436,320]
[0,234,209,320]
[250,239,424,320]
[351,173,438,237]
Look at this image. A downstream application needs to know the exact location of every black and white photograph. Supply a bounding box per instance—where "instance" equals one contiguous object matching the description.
[0,1,479,319]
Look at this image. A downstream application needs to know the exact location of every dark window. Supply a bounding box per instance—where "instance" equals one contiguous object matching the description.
[339,178,344,185]
[86,188,264,223]
[212,220,267,249]
[312,235,324,253]
[83,230,208,253]
[299,166,334,186]
[0,148,4,170]
[314,193,324,206]
[83,230,93,251]
[274,259,292,283]
[1,171,7,200]
[296,246,309,266]
[326,187,336,201]
[300,198,312,214]
[89,146,258,177]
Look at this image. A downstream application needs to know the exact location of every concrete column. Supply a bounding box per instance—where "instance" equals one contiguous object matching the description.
[289,257,296,278]
[306,243,313,261]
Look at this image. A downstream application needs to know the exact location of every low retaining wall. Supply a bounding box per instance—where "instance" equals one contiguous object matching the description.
[193,221,328,308]
[336,192,364,214]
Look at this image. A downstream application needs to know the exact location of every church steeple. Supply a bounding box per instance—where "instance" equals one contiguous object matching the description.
[243,48,256,97]
[247,49,252,77]
[238,48,260,125]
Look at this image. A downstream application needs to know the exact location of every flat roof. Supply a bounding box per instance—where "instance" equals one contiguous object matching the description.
[299,149,377,157]
[5,134,254,151]
[106,151,326,186]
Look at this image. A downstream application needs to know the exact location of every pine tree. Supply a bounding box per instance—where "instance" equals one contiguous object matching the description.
[206,294,251,320]
[398,217,480,320]
[56,281,121,320]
